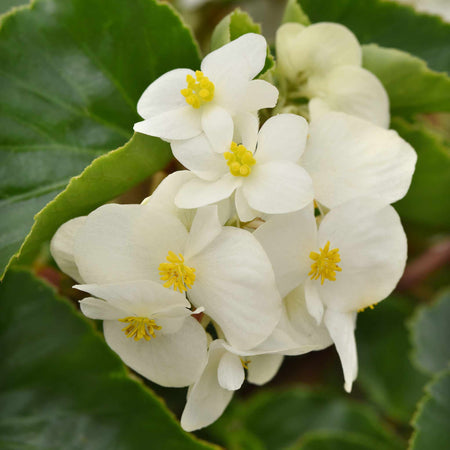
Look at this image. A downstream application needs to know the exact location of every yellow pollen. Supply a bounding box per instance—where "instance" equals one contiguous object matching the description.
[181,71,214,109]
[224,142,256,177]
[309,241,342,285]
[119,317,161,341]
[358,304,376,313]
[159,251,196,293]
[240,358,251,370]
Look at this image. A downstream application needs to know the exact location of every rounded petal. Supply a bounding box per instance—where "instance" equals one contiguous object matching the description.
[233,112,259,152]
[104,316,207,388]
[304,280,325,325]
[50,216,86,283]
[243,161,314,215]
[137,69,195,118]
[247,354,283,386]
[181,341,233,432]
[133,106,202,141]
[254,204,317,298]
[74,204,188,284]
[241,79,279,112]
[217,351,245,391]
[316,199,407,313]
[79,297,126,320]
[171,134,226,181]
[256,114,308,163]
[302,112,417,208]
[235,187,259,222]
[188,227,282,350]
[309,66,390,128]
[201,105,234,153]
[175,174,241,209]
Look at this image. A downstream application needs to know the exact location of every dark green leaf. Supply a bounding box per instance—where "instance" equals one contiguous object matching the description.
[0,0,200,276]
[0,269,214,449]
[409,290,450,375]
[294,430,382,450]
[296,0,450,73]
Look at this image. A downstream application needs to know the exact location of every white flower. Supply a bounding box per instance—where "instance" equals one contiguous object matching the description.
[134,33,278,150]
[276,22,390,127]
[173,114,314,221]
[254,199,408,392]
[77,280,207,387]
[180,340,284,432]
[51,204,281,350]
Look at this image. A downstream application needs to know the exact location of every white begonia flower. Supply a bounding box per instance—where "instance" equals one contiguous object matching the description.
[173,114,314,221]
[181,340,284,432]
[51,204,281,350]
[76,280,207,388]
[133,33,279,150]
[276,22,390,128]
[255,199,408,392]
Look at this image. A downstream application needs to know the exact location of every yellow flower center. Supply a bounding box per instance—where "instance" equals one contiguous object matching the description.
[240,358,251,370]
[158,251,196,293]
[224,142,256,177]
[180,71,214,109]
[309,241,342,285]
[119,317,161,341]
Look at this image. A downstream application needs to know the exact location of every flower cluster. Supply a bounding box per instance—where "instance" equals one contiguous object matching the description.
[51,26,416,431]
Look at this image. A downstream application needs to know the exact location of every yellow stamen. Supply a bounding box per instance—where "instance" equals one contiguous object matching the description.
[119,317,161,341]
[240,358,251,370]
[181,71,214,109]
[358,304,376,313]
[309,241,342,285]
[224,142,256,177]
[159,251,196,293]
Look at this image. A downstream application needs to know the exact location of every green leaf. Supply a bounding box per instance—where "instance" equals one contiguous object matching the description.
[294,430,382,450]
[8,133,171,271]
[409,290,450,375]
[282,0,310,26]
[410,370,450,450]
[208,387,403,450]
[210,8,274,75]
[356,297,428,423]
[392,118,450,230]
[0,269,214,450]
[296,0,450,73]
[0,0,27,15]
[0,0,200,276]
[362,44,450,116]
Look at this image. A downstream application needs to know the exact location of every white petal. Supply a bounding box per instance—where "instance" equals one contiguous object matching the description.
[50,217,86,283]
[137,69,195,118]
[256,114,308,163]
[235,187,259,222]
[181,341,233,432]
[217,351,245,391]
[254,204,317,298]
[243,161,314,215]
[310,66,390,128]
[323,309,358,392]
[247,354,283,385]
[302,112,417,208]
[133,106,202,141]
[316,199,407,313]
[79,297,126,320]
[171,134,226,180]
[241,80,279,112]
[185,206,222,260]
[304,280,324,325]
[175,174,241,209]
[74,204,188,284]
[188,227,282,350]
[104,316,207,388]
[201,105,234,153]
[233,112,259,152]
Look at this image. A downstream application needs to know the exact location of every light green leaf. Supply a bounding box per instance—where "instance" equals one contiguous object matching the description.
[282,0,310,26]
[296,0,450,73]
[363,44,450,116]
[0,269,215,450]
[210,8,274,75]
[0,0,27,15]
[356,297,428,423]
[0,0,200,277]
[410,370,450,450]
[409,290,450,375]
[392,118,450,230]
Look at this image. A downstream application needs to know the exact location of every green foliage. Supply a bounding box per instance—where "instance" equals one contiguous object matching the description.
[392,119,450,230]
[0,269,214,450]
[355,297,428,423]
[0,0,199,276]
[0,0,27,15]
[409,290,450,375]
[410,370,450,450]
[363,45,450,116]
[296,0,450,72]
[282,0,310,26]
